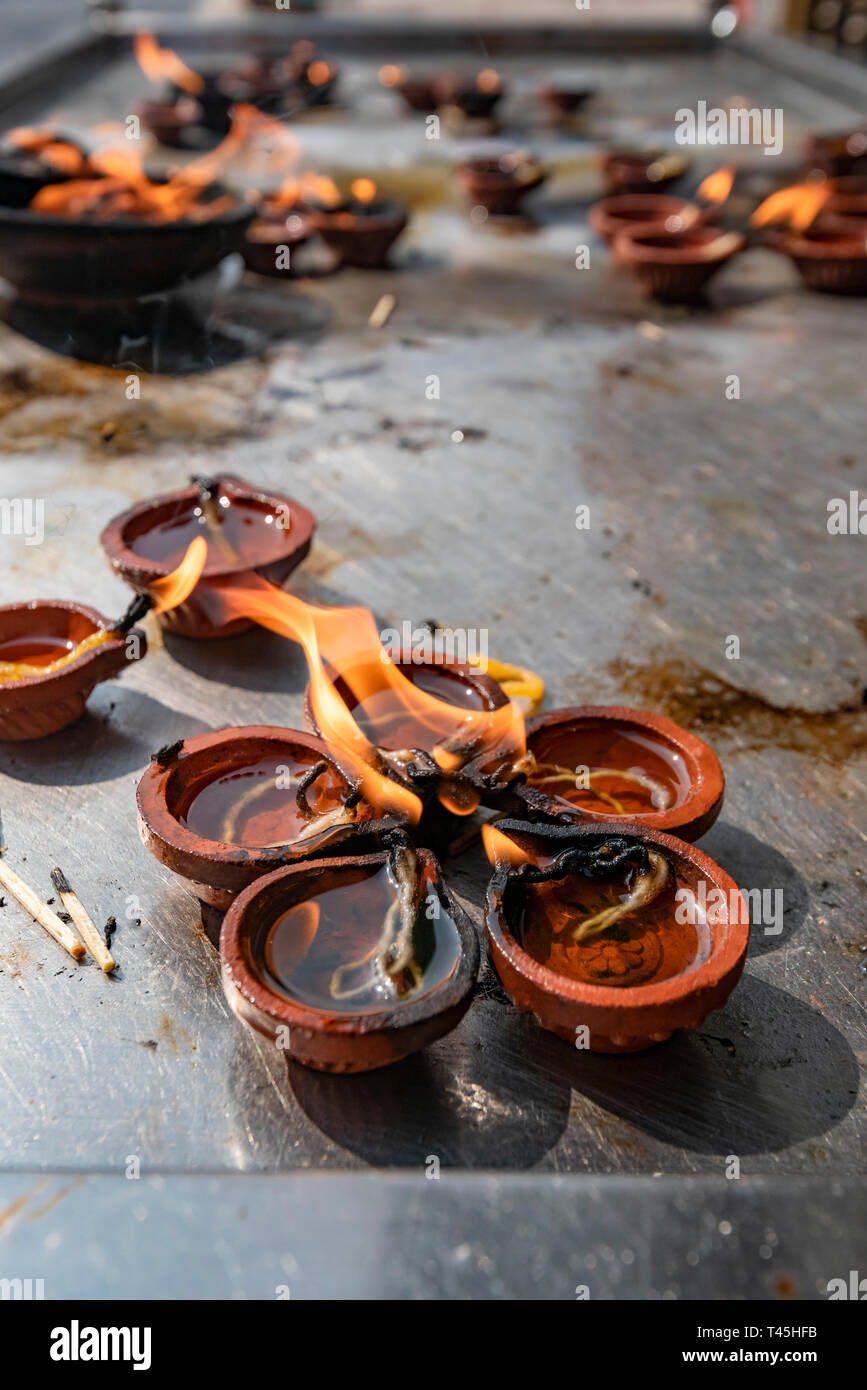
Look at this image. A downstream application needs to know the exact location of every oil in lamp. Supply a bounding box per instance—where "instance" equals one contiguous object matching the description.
[484,819,748,1053]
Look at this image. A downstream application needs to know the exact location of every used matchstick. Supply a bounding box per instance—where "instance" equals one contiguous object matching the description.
[0,858,85,962]
[50,867,116,973]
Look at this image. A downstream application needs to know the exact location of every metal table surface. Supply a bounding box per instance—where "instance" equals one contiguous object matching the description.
[0,17,864,1295]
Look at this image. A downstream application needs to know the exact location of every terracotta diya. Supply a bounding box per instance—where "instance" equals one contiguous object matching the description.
[304,650,510,814]
[484,818,748,1053]
[613,222,744,302]
[0,599,147,741]
[220,842,480,1072]
[100,474,315,639]
[243,204,317,277]
[538,83,595,118]
[311,178,408,269]
[434,69,506,121]
[588,193,698,245]
[378,64,438,113]
[509,705,724,843]
[457,153,547,218]
[768,223,867,294]
[600,149,691,195]
[803,129,867,179]
[137,725,409,933]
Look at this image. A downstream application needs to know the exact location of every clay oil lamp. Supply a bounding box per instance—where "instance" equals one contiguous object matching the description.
[100,474,315,640]
[242,172,334,277]
[589,193,698,245]
[823,173,867,222]
[220,836,480,1071]
[750,180,867,294]
[0,598,147,742]
[538,81,595,120]
[434,69,506,125]
[508,705,724,843]
[803,128,867,179]
[0,135,253,305]
[767,222,867,294]
[483,818,748,1053]
[311,177,408,269]
[286,41,339,110]
[137,725,411,938]
[305,649,514,821]
[378,64,438,114]
[133,31,209,147]
[600,148,691,196]
[612,222,744,303]
[457,151,547,219]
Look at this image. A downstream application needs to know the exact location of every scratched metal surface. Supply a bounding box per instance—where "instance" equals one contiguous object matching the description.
[0,24,864,1206]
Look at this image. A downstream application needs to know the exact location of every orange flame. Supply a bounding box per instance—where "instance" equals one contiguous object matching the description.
[350,177,377,205]
[379,64,408,89]
[477,69,501,93]
[6,126,90,176]
[307,61,333,88]
[25,104,266,221]
[149,538,208,614]
[697,164,736,207]
[750,182,832,232]
[134,31,204,96]
[206,576,526,822]
[482,823,531,869]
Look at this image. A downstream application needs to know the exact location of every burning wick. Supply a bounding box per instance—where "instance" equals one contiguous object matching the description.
[191,475,239,564]
[0,538,206,684]
[134,31,205,96]
[483,826,671,944]
[697,164,736,209]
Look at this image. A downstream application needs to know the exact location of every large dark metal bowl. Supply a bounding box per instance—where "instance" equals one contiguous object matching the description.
[0,192,254,302]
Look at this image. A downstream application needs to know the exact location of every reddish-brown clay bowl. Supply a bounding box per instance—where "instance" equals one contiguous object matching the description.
[769,224,867,294]
[242,209,317,276]
[433,73,506,120]
[220,847,480,1072]
[511,705,724,843]
[303,649,510,807]
[589,193,698,245]
[311,201,408,269]
[803,129,867,179]
[538,84,594,116]
[485,818,748,1053]
[394,76,439,113]
[600,149,690,195]
[136,97,202,149]
[457,156,547,217]
[137,725,409,927]
[0,600,146,741]
[100,474,315,639]
[613,222,744,302]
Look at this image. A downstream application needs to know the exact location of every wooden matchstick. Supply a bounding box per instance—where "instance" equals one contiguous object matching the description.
[50,868,116,973]
[368,293,395,328]
[0,859,84,962]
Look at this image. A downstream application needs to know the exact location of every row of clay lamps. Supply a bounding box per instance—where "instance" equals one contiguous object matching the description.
[590,131,867,301]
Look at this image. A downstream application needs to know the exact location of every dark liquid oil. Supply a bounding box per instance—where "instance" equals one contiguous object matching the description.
[0,633,75,666]
[340,665,487,752]
[178,756,347,848]
[256,862,462,1014]
[127,495,290,572]
[528,723,691,816]
[518,871,710,989]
